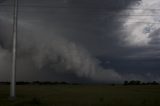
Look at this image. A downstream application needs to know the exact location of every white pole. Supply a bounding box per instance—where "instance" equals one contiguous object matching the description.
[10,0,18,99]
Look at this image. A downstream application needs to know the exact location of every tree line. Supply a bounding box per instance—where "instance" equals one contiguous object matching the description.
[0,80,159,85]
[123,80,159,85]
[0,81,80,85]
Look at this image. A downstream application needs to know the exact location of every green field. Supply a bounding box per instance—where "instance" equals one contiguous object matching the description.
[0,85,160,106]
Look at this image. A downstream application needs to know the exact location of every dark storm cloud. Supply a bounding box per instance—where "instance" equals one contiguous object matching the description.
[0,0,7,4]
[1,0,159,82]
[17,0,140,56]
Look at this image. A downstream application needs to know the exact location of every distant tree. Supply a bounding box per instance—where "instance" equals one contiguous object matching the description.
[124,81,129,85]
[123,80,159,86]
[32,81,40,85]
[151,81,159,85]
[129,80,137,85]
[60,81,69,85]
[0,82,10,85]
[142,82,146,85]
[126,80,142,85]
[136,81,141,85]
[16,81,30,85]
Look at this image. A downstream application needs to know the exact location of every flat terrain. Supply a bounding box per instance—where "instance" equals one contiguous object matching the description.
[0,85,160,106]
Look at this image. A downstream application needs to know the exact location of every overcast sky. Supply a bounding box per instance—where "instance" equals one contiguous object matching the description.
[0,0,160,83]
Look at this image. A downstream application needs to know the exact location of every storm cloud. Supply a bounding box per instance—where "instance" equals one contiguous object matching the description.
[0,0,160,83]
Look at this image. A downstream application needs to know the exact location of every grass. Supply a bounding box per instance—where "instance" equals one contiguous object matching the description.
[0,85,160,106]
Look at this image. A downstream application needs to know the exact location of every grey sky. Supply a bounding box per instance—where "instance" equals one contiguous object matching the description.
[0,0,160,83]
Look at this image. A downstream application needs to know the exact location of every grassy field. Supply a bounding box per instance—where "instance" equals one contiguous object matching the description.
[0,85,160,106]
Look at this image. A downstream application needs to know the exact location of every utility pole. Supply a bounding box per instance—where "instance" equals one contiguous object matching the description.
[10,0,18,99]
